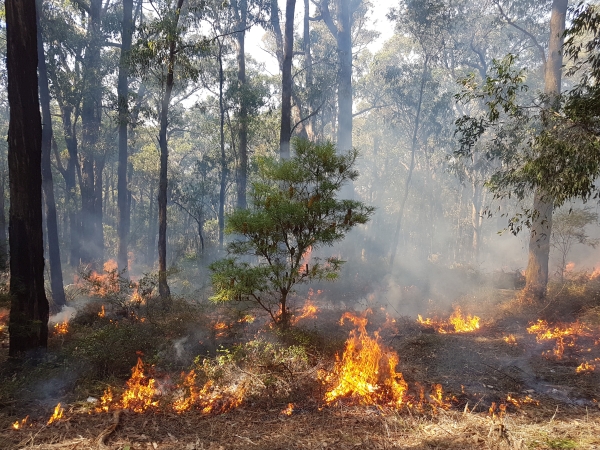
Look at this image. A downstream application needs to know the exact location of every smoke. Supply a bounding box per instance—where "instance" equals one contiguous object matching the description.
[173,336,189,360]
[49,306,77,325]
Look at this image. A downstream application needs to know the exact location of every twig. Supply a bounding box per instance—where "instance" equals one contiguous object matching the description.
[96,410,122,449]
[549,405,559,424]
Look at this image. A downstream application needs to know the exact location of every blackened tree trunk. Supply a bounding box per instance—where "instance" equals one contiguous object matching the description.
[523,0,567,301]
[37,1,66,308]
[6,0,49,357]
[279,0,296,159]
[117,0,134,272]
[158,0,185,301]
[0,168,7,271]
[232,0,248,209]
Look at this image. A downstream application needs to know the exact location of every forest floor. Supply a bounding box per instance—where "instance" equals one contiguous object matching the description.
[1,270,600,449]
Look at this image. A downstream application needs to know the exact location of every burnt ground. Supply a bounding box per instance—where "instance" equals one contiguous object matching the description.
[1,289,600,449]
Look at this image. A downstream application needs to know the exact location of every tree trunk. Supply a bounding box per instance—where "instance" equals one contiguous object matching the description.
[233,0,248,209]
[335,0,352,152]
[6,0,49,357]
[80,0,104,268]
[117,0,134,272]
[303,0,315,140]
[523,0,567,301]
[218,40,227,247]
[279,0,296,159]
[147,185,156,266]
[0,169,8,271]
[37,1,66,308]
[157,0,185,301]
[389,57,428,267]
[471,179,482,264]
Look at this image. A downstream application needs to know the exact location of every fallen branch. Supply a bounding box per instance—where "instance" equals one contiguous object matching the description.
[96,410,122,449]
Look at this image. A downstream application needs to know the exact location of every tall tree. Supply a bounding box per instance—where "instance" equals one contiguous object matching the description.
[523,0,567,300]
[279,0,297,159]
[37,0,66,308]
[6,0,49,356]
[117,0,135,272]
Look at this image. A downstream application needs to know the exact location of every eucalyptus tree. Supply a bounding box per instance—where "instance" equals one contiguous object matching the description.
[131,0,206,301]
[6,0,48,356]
[37,0,66,307]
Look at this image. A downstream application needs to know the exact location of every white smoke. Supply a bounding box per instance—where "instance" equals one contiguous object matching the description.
[49,305,77,325]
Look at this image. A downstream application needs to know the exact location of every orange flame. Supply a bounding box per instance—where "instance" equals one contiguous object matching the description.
[53,321,69,335]
[119,358,159,413]
[98,305,106,318]
[417,307,480,333]
[503,334,517,345]
[47,403,64,425]
[322,311,409,408]
[291,298,319,324]
[281,403,294,416]
[12,416,28,430]
[576,360,597,373]
[527,320,590,359]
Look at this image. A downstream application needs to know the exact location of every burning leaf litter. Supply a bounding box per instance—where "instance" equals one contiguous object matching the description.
[417,306,481,333]
[11,416,28,430]
[47,404,64,425]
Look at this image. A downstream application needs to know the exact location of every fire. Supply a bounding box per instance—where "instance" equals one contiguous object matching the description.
[173,371,247,415]
[506,394,539,407]
[86,259,121,297]
[576,361,596,373]
[281,403,294,416]
[417,307,480,333]
[119,357,159,413]
[527,320,590,359]
[291,298,319,324]
[98,305,105,318]
[99,387,113,412]
[12,416,28,430]
[322,311,409,408]
[47,403,64,425]
[53,321,69,335]
[503,334,517,345]
[130,286,145,305]
[213,321,229,338]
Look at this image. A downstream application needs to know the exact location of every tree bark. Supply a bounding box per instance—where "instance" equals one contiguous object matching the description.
[523,0,567,300]
[279,0,296,159]
[6,0,49,357]
[233,0,248,209]
[303,0,315,140]
[0,169,7,271]
[158,0,185,300]
[218,39,227,247]
[389,56,428,267]
[37,0,66,308]
[117,0,134,272]
[80,0,104,268]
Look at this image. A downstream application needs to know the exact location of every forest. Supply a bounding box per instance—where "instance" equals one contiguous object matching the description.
[1,0,600,448]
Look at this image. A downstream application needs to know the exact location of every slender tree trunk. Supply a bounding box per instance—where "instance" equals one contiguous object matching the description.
[0,169,7,271]
[233,0,248,209]
[218,40,227,247]
[80,0,103,268]
[523,0,567,301]
[157,0,185,300]
[389,57,428,267]
[6,0,49,357]
[303,0,315,140]
[147,185,156,266]
[335,0,352,152]
[471,179,482,264]
[279,0,296,159]
[117,0,134,271]
[37,1,66,308]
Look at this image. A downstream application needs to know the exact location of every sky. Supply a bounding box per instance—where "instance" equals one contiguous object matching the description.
[245,0,398,74]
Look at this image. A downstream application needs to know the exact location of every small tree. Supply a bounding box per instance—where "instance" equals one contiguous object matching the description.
[210,139,374,327]
[551,208,599,281]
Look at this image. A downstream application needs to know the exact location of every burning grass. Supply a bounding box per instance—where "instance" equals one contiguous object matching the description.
[417,306,481,333]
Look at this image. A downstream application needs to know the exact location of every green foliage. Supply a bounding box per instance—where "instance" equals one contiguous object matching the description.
[210,139,374,325]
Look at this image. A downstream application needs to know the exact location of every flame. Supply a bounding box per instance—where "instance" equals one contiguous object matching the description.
[506,394,539,407]
[281,403,294,416]
[322,311,409,408]
[576,361,596,373]
[130,286,145,305]
[53,321,69,335]
[503,334,517,345]
[172,370,247,414]
[417,307,480,333]
[47,403,64,425]
[12,416,28,430]
[292,298,319,324]
[86,259,121,297]
[98,305,105,318]
[99,387,113,412]
[527,320,590,359]
[300,246,312,268]
[119,357,159,413]
[238,314,255,323]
